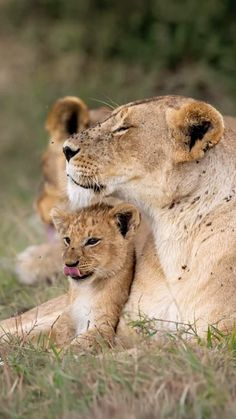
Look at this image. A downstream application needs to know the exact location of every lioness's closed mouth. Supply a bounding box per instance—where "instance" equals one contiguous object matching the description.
[67,174,105,193]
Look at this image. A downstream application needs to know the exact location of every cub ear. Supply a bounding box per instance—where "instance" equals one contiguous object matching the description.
[167,101,224,162]
[45,96,89,142]
[109,203,141,238]
[50,207,70,235]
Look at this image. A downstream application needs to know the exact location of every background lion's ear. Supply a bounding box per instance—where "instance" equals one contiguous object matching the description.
[109,203,141,238]
[50,207,70,235]
[89,106,111,126]
[167,101,224,162]
[45,96,90,142]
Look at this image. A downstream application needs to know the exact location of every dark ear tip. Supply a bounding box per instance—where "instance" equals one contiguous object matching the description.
[45,96,89,134]
[189,120,212,150]
[66,110,79,136]
[116,212,133,237]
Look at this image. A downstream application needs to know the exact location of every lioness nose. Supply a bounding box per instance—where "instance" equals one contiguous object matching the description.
[63,146,80,162]
[65,260,79,267]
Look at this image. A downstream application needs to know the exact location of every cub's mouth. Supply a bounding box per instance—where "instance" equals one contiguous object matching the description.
[64,266,94,281]
[71,273,93,281]
[67,174,105,193]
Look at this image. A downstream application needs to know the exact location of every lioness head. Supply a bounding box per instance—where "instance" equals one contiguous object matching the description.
[64,96,224,210]
[36,96,110,225]
[51,203,140,283]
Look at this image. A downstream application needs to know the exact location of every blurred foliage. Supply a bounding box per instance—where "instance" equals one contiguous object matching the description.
[0,0,236,207]
[0,0,235,122]
[1,0,236,83]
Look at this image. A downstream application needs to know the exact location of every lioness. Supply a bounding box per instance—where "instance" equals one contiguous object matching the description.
[63,95,236,335]
[16,96,110,285]
[4,95,236,340]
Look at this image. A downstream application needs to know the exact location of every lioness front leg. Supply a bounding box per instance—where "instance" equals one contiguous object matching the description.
[0,294,68,342]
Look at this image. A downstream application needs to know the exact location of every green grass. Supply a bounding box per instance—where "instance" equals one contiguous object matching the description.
[2,200,236,419]
[1,332,236,418]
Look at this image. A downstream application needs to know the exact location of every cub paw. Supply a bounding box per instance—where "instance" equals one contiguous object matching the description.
[71,332,114,353]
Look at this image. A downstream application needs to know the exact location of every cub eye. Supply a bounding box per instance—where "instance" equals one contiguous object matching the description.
[63,237,71,246]
[85,238,101,246]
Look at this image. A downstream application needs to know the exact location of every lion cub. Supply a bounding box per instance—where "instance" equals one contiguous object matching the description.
[51,202,140,350]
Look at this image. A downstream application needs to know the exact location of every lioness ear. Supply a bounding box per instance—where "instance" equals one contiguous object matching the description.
[46,96,89,142]
[51,207,70,235]
[110,203,141,238]
[167,101,224,161]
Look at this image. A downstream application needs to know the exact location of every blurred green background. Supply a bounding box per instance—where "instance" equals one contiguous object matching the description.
[1,0,236,199]
[0,0,236,271]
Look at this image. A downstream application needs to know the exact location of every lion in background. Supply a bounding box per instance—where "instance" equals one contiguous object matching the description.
[16,96,110,285]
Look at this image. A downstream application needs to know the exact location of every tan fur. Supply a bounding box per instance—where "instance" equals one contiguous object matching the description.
[15,97,235,287]
[63,95,236,336]
[0,295,69,342]
[36,96,110,225]
[51,203,140,350]
[15,242,62,285]
[16,97,110,285]
[11,95,236,343]
[2,203,140,350]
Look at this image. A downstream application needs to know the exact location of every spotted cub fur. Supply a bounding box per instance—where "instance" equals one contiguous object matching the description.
[50,202,140,350]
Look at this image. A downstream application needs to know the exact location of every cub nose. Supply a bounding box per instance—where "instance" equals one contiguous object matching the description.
[63,146,80,162]
[65,260,79,267]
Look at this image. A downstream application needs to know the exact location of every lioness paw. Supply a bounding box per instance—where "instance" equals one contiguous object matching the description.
[15,243,62,285]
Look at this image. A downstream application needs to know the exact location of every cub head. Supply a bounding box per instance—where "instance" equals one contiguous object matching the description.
[51,202,140,283]
[64,96,224,210]
[35,96,110,225]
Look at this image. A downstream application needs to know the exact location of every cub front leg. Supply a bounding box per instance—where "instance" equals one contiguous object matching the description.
[51,311,77,346]
[71,324,115,353]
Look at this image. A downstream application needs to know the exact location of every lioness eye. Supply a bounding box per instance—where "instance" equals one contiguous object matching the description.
[63,237,71,246]
[112,126,131,134]
[85,238,101,246]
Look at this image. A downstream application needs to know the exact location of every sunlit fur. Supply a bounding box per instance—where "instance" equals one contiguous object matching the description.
[0,203,140,350]
[63,95,236,336]
[50,202,140,349]
[37,96,110,224]
[15,96,110,285]
[5,95,236,344]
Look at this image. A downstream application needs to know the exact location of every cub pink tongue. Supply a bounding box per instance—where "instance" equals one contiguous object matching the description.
[64,266,81,277]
